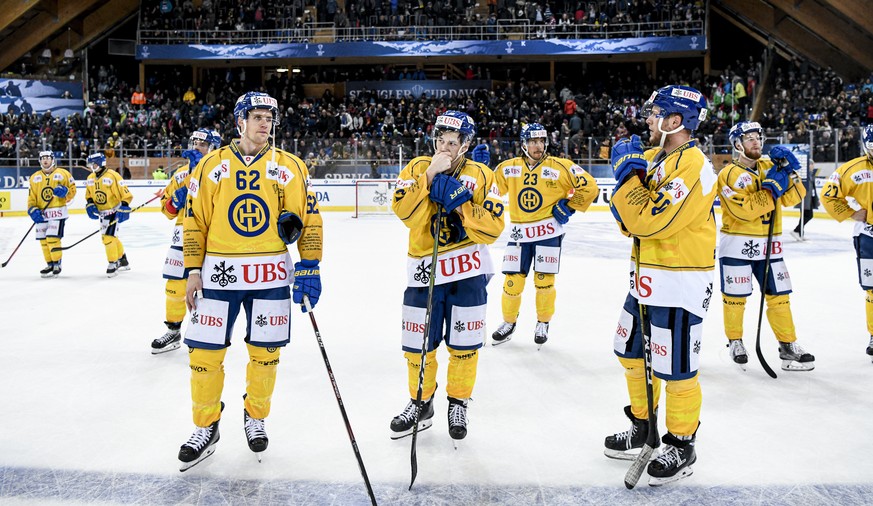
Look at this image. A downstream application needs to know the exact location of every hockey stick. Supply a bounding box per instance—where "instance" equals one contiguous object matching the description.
[302,296,377,506]
[408,205,442,491]
[754,214,778,379]
[624,237,657,489]
[51,193,163,252]
[2,187,58,268]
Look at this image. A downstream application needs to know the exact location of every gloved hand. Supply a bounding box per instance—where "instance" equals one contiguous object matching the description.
[769,146,800,173]
[431,211,467,245]
[181,149,203,168]
[761,168,791,199]
[277,211,304,244]
[293,259,321,311]
[430,173,472,213]
[117,203,132,223]
[52,185,69,198]
[27,206,45,224]
[611,134,647,185]
[471,144,490,166]
[86,203,100,220]
[171,186,188,212]
[552,198,575,225]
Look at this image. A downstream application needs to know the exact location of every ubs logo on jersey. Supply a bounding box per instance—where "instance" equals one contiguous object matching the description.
[242,260,288,283]
[228,193,270,237]
[540,167,559,180]
[40,187,54,202]
[517,187,543,212]
[94,191,108,205]
[402,320,426,334]
[503,165,522,178]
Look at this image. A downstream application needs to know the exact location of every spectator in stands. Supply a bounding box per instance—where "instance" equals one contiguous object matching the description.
[152,165,169,180]
[183,87,196,103]
[131,86,146,106]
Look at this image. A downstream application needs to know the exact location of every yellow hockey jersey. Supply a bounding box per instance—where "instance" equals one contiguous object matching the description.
[821,155,873,236]
[160,165,191,224]
[27,167,76,220]
[718,157,805,260]
[184,141,322,290]
[610,140,718,318]
[85,169,132,213]
[393,156,505,287]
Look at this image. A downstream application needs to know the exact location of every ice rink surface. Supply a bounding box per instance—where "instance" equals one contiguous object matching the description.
[1,208,872,505]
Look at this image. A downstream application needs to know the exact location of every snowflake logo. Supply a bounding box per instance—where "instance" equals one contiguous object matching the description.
[737,180,745,189]
[210,261,238,287]
[454,320,466,332]
[693,340,701,354]
[190,312,199,324]
[866,268,872,278]
[664,181,674,191]
[413,259,431,284]
[741,240,760,259]
[255,315,268,327]
[510,226,523,242]
[725,276,733,284]
[373,190,388,205]
[702,283,713,310]
[865,224,873,235]
[777,272,785,281]
[536,254,544,263]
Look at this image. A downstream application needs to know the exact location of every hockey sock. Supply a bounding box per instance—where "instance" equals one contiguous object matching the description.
[664,374,701,438]
[619,356,661,420]
[722,295,746,340]
[39,239,52,264]
[501,273,525,323]
[190,347,228,427]
[534,272,556,322]
[765,294,797,343]
[245,343,281,419]
[865,290,873,336]
[116,239,125,260]
[446,347,478,399]
[166,279,188,323]
[405,350,437,400]
[46,237,62,263]
[102,235,119,263]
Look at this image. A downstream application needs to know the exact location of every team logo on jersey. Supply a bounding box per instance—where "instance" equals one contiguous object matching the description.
[52,173,64,181]
[852,170,873,184]
[741,240,760,259]
[102,177,113,186]
[702,283,713,310]
[517,187,543,212]
[210,260,238,287]
[94,191,108,205]
[503,165,522,178]
[414,259,432,284]
[541,167,559,180]
[33,174,43,183]
[40,187,54,202]
[228,193,270,237]
[510,226,523,242]
[736,172,753,190]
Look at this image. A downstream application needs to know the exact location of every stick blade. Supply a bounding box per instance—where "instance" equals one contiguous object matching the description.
[624,444,654,489]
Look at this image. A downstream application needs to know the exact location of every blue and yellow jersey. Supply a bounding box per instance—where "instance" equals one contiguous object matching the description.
[27,167,76,218]
[160,165,191,225]
[821,155,873,232]
[85,169,132,213]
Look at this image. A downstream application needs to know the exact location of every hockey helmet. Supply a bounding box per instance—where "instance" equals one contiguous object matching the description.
[640,85,708,132]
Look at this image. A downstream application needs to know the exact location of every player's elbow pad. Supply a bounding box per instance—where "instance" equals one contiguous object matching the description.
[278,211,304,244]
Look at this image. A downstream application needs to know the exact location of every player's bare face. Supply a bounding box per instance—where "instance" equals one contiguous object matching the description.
[525,138,546,161]
[435,131,463,160]
[40,157,53,171]
[245,110,274,146]
[192,139,210,156]
[740,134,763,160]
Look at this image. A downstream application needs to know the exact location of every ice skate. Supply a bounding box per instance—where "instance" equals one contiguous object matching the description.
[178,402,224,472]
[51,262,61,277]
[604,405,659,461]
[866,336,873,361]
[491,321,515,346]
[40,263,55,278]
[534,321,549,349]
[106,262,118,278]
[789,230,803,242]
[778,341,815,371]
[648,433,696,486]
[151,322,182,354]
[117,253,130,271]
[243,397,268,462]
[447,396,469,449]
[727,339,748,370]
[390,396,434,440]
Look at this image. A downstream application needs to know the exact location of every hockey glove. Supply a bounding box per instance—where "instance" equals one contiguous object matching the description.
[769,146,800,173]
[292,259,321,311]
[52,185,69,198]
[472,144,490,166]
[761,168,791,199]
[171,186,188,212]
[27,206,45,224]
[611,134,647,185]
[430,173,473,213]
[117,203,132,223]
[431,211,468,245]
[552,199,575,225]
[277,211,304,244]
[85,203,100,220]
[181,149,204,169]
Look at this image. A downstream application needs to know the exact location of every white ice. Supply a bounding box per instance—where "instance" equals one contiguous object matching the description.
[1,209,872,505]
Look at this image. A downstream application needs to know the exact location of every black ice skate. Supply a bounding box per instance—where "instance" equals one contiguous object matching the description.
[491,321,516,346]
[151,321,182,354]
[447,396,469,448]
[778,341,815,371]
[178,402,224,472]
[727,339,748,370]
[534,321,549,349]
[604,405,659,461]
[648,432,696,486]
[51,262,61,277]
[106,262,118,278]
[390,396,434,440]
[866,336,873,361]
[118,253,130,271]
[40,263,55,278]
[243,395,268,462]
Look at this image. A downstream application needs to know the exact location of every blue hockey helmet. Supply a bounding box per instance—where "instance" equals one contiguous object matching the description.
[520,122,549,161]
[863,124,873,157]
[433,110,476,146]
[640,85,708,132]
[190,128,222,151]
[233,92,279,125]
[728,121,764,149]
[86,152,106,169]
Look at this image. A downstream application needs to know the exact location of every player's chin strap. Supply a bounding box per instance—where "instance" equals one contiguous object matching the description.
[655,117,684,149]
[522,144,548,171]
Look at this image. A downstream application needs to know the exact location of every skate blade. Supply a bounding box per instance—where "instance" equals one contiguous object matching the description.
[152,342,181,355]
[118,266,131,272]
[179,446,216,472]
[255,452,263,463]
[389,419,433,440]
[733,360,748,372]
[604,448,652,461]
[452,439,461,450]
[491,336,512,346]
[107,272,117,278]
[648,466,693,486]
[781,360,814,371]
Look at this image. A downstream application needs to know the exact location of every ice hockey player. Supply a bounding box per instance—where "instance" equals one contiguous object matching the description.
[605,85,715,485]
[820,124,873,361]
[718,121,814,371]
[26,151,76,278]
[151,128,222,355]
[178,92,323,471]
[84,152,133,277]
[389,110,504,445]
[491,123,598,348]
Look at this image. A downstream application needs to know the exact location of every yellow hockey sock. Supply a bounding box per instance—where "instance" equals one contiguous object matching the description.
[165,278,188,323]
[501,273,525,323]
[245,343,281,419]
[618,356,661,420]
[45,237,62,263]
[766,294,797,343]
[534,273,556,323]
[39,240,52,264]
[102,235,119,263]
[189,347,227,427]
[405,350,437,400]
[722,295,746,340]
[116,239,125,260]
[866,290,873,336]
[665,375,701,437]
[446,347,478,399]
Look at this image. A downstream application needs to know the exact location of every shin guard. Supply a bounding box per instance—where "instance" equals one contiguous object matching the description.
[501,274,525,323]
[865,290,873,336]
[665,374,701,438]
[245,343,281,419]
[405,350,437,400]
[534,273,556,323]
[45,237,62,263]
[102,235,119,263]
[165,279,188,323]
[446,347,478,399]
[722,295,747,340]
[618,356,661,420]
[765,294,797,343]
[190,347,228,427]
[40,240,52,264]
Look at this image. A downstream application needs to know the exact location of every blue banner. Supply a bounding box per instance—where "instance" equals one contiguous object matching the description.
[0,79,84,118]
[137,36,705,60]
[346,80,491,100]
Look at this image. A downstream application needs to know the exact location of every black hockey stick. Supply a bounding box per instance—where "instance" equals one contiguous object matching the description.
[303,296,377,506]
[51,194,162,252]
[754,214,778,379]
[2,189,56,268]
[409,205,442,491]
[625,237,658,489]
